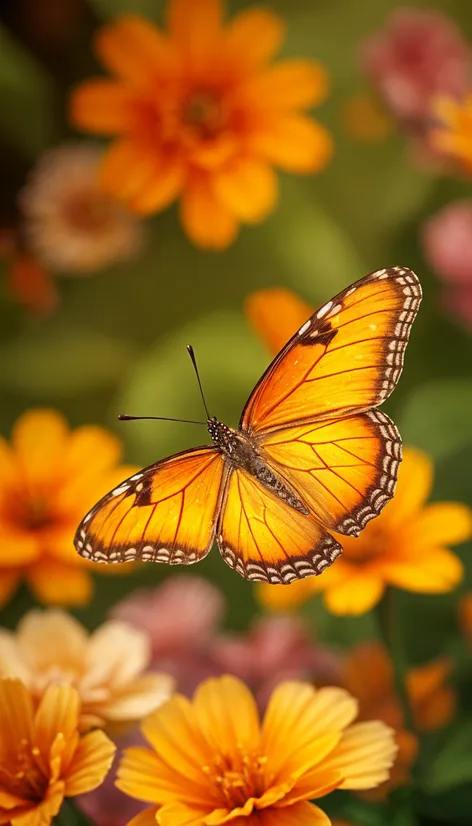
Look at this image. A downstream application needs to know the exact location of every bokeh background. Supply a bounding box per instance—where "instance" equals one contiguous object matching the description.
[1,1,472,825]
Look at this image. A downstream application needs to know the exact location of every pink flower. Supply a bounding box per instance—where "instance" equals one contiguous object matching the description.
[211,615,342,709]
[360,8,472,157]
[110,576,225,694]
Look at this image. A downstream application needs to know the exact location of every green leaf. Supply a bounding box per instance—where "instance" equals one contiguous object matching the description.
[397,379,472,460]
[421,722,472,793]
[112,309,269,465]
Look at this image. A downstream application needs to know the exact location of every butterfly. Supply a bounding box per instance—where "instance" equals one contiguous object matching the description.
[74,266,421,584]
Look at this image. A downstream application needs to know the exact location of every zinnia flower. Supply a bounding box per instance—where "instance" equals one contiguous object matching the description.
[0,408,138,606]
[18,143,143,273]
[116,674,397,826]
[69,0,332,249]
[211,615,341,709]
[247,287,472,616]
[343,642,455,798]
[431,93,472,171]
[0,608,174,730]
[0,678,115,826]
[111,576,225,694]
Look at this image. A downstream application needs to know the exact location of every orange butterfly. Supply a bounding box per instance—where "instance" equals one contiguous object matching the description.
[74,266,421,584]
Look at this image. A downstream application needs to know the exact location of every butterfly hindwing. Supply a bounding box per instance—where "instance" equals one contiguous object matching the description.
[74,447,226,565]
[259,409,401,537]
[216,467,342,583]
[240,266,422,434]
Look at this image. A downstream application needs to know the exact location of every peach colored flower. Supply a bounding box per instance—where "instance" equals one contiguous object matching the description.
[0,678,115,826]
[117,675,397,826]
[0,408,138,606]
[69,0,332,249]
[0,608,174,731]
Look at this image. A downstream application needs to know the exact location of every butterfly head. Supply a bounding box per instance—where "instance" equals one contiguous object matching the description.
[207,417,238,454]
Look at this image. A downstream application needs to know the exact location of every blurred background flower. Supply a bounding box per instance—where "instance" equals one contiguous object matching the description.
[70,0,332,248]
[0,608,173,730]
[0,408,137,606]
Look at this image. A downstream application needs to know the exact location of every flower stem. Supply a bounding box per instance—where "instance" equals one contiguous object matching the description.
[376,586,415,734]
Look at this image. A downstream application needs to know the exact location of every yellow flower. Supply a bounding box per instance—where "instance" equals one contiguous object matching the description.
[116,674,397,826]
[431,94,472,169]
[247,288,472,616]
[0,678,115,826]
[69,0,332,249]
[343,642,455,799]
[0,408,137,606]
[0,608,174,731]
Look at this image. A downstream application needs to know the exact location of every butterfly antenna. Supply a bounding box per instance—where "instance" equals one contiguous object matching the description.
[118,414,206,426]
[186,344,211,420]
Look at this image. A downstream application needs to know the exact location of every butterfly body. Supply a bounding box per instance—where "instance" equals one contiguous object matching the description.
[75,266,422,583]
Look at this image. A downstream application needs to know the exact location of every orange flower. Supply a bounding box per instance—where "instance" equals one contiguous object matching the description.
[0,609,174,731]
[248,287,472,616]
[431,94,472,170]
[69,0,332,249]
[0,678,115,826]
[116,674,396,826]
[343,642,455,798]
[0,408,137,607]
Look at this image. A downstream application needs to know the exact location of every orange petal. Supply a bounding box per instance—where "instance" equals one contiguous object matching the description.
[193,675,260,754]
[245,287,313,355]
[343,643,394,708]
[63,426,121,478]
[387,447,433,524]
[224,9,285,70]
[116,745,190,804]
[158,802,213,826]
[180,175,238,249]
[100,140,160,204]
[65,729,116,795]
[27,561,93,606]
[126,807,159,826]
[0,570,20,607]
[323,721,397,790]
[11,409,69,486]
[69,80,135,134]
[250,115,333,173]
[0,534,40,566]
[382,548,463,594]
[166,0,222,60]
[0,679,34,757]
[213,158,277,223]
[128,157,185,214]
[408,503,472,547]
[265,802,331,826]
[7,254,59,317]
[323,573,385,616]
[95,16,178,86]
[244,60,329,110]
[34,684,79,760]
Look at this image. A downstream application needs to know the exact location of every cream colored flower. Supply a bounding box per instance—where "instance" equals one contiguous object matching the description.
[0,608,174,730]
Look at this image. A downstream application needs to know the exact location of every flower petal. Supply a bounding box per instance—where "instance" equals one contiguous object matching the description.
[244,61,329,110]
[0,535,39,566]
[323,572,385,615]
[262,683,357,779]
[11,409,68,486]
[224,9,285,70]
[180,175,238,249]
[95,16,177,86]
[16,609,87,674]
[97,673,174,721]
[409,502,472,547]
[65,729,116,795]
[386,447,433,524]
[126,807,159,826]
[86,621,151,688]
[117,744,211,806]
[193,675,260,754]
[0,679,34,760]
[322,721,397,790]
[245,288,313,356]
[249,115,333,172]
[64,426,121,477]
[158,803,214,826]
[35,684,80,753]
[69,80,135,134]
[166,0,222,59]
[382,548,463,593]
[99,140,160,204]
[127,158,185,214]
[213,158,278,223]
[27,561,93,606]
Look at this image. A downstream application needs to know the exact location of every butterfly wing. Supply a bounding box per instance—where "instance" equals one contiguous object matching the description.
[240,266,422,434]
[259,409,401,537]
[216,467,342,583]
[74,446,227,565]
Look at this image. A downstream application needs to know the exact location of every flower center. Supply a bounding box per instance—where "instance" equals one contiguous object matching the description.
[0,739,48,802]
[204,750,268,809]
[181,90,227,140]
[62,189,114,234]
[345,525,388,565]
[13,495,53,531]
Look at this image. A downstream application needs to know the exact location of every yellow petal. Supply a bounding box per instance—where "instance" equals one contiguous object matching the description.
[69,80,135,134]
[63,426,121,477]
[409,503,472,547]
[262,684,357,779]
[95,16,178,86]
[126,807,159,826]
[259,803,331,826]
[193,675,260,755]
[0,679,34,759]
[244,60,329,110]
[34,684,80,759]
[382,548,463,593]
[323,573,385,616]
[158,803,214,826]
[245,288,313,356]
[117,745,201,805]
[249,115,333,173]
[387,447,433,524]
[0,534,40,566]
[180,175,238,249]
[213,158,278,223]
[27,561,93,606]
[323,721,397,790]
[65,729,116,795]
[11,409,68,486]
[224,9,285,70]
